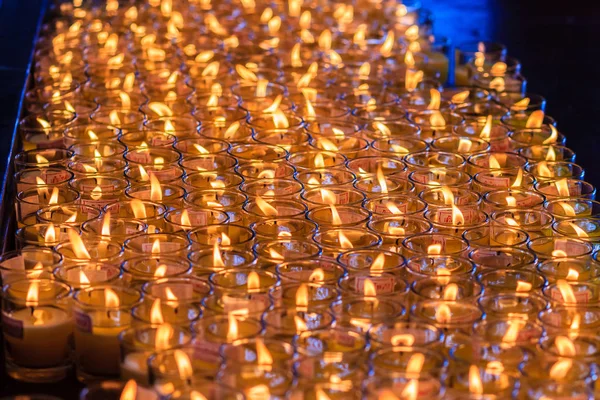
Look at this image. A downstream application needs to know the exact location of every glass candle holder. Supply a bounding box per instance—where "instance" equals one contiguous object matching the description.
[69,176,128,210]
[445,363,515,399]
[509,126,566,149]
[518,144,576,163]
[119,324,192,385]
[217,364,293,400]
[307,205,371,229]
[191,314,263,374]
[369,345,447,383]
[290,381,362,400]
[118,130,176,150]
[90,108,145,132]
[124,233,190,258]
[370,137,429,159]
[526,160,585,182]
[527,236,593,261]
[36,204,102,228]
[364,194,427,218]
[262,306,335,340]
[81,216,148,245]
[287,150,347,172]
[454,118,513,152]
[53,263,122,290]
[15,223,72,249]
[79,379,159,400]
[412,299,483,335]
[68,157,128,179]
[463,225,529,250]
[430,135,490,156]
[63,124,120,148]
[294,325,368,362]
[19,110,75,150]
[538,333,600,364]
[240,178,303,201]
[220,337,295,371]
[544,199,600,220]
[537,258,597,284]
[404,255,475,282]
[242,198,307,225]
[72,286,142,381]
[407,110,464,142]
[466,151,527,177]
[121,255,192,286]
[479,292,548,321]
[14,148,74,172]
[520,355,592,400]
[236,160,296,182]
[477,269,546,295]
[2,279,72,383]
[419,187,481,209]
[337,249,406,276]
[198,120,252,144]
[209,269,279,317]
[367,321,444,352]
[363,375,444,400]
[501,111,556,131]
[482,189,546,214]
[185,189,247,224]
[538,307,600,337]
[188,224,255,252]
[142,276,211,306]
[468,246,537,271]
[410,276,482,305]
[402,233,470,258]
[251,217,318,241]
[16,186,80,226]
[55,237,123,267]
[131,300,201,328]
[490,208,554,239]
[0,248,60,284]
[367,215,432,252]
[535,178,596,201]
[275,258,347,286]
[278,282,340,313]
[552,218,600,247]
[253,239,321,267]
[69,142,127,161]
[313,228,381,258]
[16,167,73,193]
[164,208,229,233]
[179,154,238,176]
[425,206,488,237]
[542,281,600,308]
[173,137,230,157]
[188,248,256,277]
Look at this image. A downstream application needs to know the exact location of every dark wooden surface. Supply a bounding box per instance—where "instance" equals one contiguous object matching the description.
[0,0,598,398]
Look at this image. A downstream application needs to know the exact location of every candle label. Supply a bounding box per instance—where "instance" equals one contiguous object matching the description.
[141,241,182,253]
[337,211,366,224]
[436,209,478,224]
[150,136,173,147]
[490,138,511,152]
[222,293,269,314]
[192,336,222,363]
[471,249,514,268]
[373,202,408,215]
[275,164,289,178]
[549,287,591,304]
[41,169,71,184]
[335,191,350,205]
[295,358,315,379]
[2,312,24,339]
[554,238,586,255]
[74,309,93,333]
[331,329,357,348]
[477,174,511,188]
[188,210,209,225]
[354,276,395,294]
[128,152,153,164]
[515,196,539,208]
[188,159,216,171]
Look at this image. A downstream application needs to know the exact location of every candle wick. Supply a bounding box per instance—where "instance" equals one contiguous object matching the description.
[30,306,35,315]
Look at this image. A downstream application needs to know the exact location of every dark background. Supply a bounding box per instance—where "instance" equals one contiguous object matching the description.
[0,0,598,397]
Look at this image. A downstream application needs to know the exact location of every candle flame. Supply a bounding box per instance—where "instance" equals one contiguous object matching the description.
[380,30,395,57]
[555,335,576,357]
[511,168,524,187]
[68,228,91,259]
[131,199,147,219]
[154,264,168,278]
[273,110,290,129]
[247,271,260,292]
[213,241,225,268]
[363,278,377,297]
[120,380,137,400]
[25,281,39,306]
[308,268,325,283]
[174,349,194,381]
[451,90,470,104]
[526,110,545,129]
[435,303,451,323]
[558,202,575,216]
[479,115,493,140]
[442,283,459,301]
[370,253,385,274]
[338,230,353,249]
[566,268,580,281]
[543,125,559,145]
[516,280,532,292]
[457,138,472,153]
[256,338,273,369]
[296,283,309,311]
[427,244,442,255]
[227,314,238,341]
[549,359,572,380]
[105,288,120,308]
[430,111,446,128]
[149,172,163,202]
[451,205,465,226]
[294,315,308,334]
[468,365,483,395]
[235,64,258,81]
[256,196,278,216]
[155,323,173,350]
[556,279,577,303]
[427,89,441,110]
